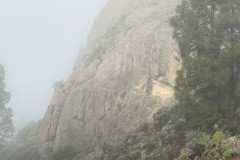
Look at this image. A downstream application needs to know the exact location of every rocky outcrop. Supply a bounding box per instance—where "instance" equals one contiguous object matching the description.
[39,0,181,159]
[222,136,240,154]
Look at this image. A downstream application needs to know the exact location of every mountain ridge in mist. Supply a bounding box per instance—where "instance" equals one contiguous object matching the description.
[39,0,181,159]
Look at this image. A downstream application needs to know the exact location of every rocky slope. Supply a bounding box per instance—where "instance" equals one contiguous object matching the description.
[39,0,181,159]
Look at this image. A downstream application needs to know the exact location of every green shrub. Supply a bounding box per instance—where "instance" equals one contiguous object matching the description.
[144,149,164,160]
[144,140,156,155]
[174,154,191,160]
[160,129,179,145]
[236,108,240,115]
[139,123,150,132]
[116,151,141,160]
[176,127,235,160]
[53,80,64,90]
[190,135,210,146]
[164,145,181,160]
[223,150,237,158]
[153,108,171,131]
[185,129,207,142]
[0,121,41,160]
[212,131,226,146]
[201,131,228,160]
[201,144,226,160]
[53,146,78,160]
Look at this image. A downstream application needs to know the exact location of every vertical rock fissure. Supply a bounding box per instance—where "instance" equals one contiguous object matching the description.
[52,91,71,150]
[46,105,55,142]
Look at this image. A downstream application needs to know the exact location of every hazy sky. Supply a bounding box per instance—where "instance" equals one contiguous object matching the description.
[0,0,108,129]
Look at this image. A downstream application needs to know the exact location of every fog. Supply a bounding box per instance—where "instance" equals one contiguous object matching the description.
[0,0,108,130]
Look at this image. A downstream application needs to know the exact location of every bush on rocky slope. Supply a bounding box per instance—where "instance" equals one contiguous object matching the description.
[0,121,41,160]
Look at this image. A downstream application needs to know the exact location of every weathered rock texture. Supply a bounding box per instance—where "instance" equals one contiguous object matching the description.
[39,0,181,159]
[222,136,240,154]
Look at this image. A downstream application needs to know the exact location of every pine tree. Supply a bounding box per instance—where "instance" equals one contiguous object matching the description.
[217,0,240,109]
[0,65,14,149]
[171,0,240,128]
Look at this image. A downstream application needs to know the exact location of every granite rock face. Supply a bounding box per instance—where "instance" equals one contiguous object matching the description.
[222,136,240,154]
[39,0,181,159]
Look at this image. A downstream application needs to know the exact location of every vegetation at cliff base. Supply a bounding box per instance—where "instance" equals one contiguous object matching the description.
[0,66,41,160]
[171,0,240,129]
[100,0,240,159]
[0,65,14,150]
[0,121,41,160]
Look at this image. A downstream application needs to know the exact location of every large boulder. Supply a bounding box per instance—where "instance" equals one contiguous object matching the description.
[222,136,240,154]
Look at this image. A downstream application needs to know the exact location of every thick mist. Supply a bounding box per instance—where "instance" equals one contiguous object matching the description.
[0,0,108,130]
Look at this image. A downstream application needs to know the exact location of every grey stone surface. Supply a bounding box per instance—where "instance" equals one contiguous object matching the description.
[39,0,181,159]
[222,135,240,154]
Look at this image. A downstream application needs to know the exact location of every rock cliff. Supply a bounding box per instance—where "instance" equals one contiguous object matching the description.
[39,0,181,159]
